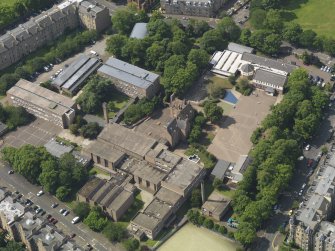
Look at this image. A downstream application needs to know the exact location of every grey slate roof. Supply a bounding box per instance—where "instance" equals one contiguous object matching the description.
[0,34,16,49]
[130,23,148,39]
[98,58,160,90]
[11,27,30,41]
[211,159,231,179]
[53,55,90,87]
[240,63,254,73]
[253,69,287,87]
[227,42,254,54]
[242,52,298,74]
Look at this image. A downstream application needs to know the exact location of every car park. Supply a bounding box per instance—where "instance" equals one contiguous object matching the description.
[36,190,44,196]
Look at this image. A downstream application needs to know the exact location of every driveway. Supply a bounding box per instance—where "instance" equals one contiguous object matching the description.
[0,162,124,251]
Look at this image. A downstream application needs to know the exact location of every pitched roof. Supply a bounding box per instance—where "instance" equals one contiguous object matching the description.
[253,69,287,87]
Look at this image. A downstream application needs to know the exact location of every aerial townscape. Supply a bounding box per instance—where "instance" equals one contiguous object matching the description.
[0,0,335,250]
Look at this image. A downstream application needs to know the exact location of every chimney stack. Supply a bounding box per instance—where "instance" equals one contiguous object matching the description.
[102,102,108,124]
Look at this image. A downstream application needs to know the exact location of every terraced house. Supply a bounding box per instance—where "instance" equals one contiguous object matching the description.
[0,0,110,70]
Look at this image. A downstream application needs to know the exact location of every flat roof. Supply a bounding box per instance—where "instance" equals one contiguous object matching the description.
[7,79,76,116]
[107,189,133,212]
[211,159,231,180]
[98,58,159,90]
[155,187,182,205]
[227,42,254,54]
[44,139,74,158]
[162,159,204,195]
[202,190,231,216]
[242,52,298,74]
[132,198,172,231]
[98,124,157,158]
[253,69,287,87]
[85,138,126,164]
[0,197,25,223]
[210,50,244,76]
[132,162,167,184]
[78,177,105,200]
[130,23,148,39]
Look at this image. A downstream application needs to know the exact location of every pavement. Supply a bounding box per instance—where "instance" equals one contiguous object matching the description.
[0,162,124,251]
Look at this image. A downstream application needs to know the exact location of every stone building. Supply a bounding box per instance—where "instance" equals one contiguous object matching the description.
[7,79,76,128]
[98,57,161,99]
[78,1,111,33]
[0,0,111,70]
[161,0,226,17]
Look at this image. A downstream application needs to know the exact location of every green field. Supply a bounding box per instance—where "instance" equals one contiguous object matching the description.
[285,0,335,39]
[0,0,16,7]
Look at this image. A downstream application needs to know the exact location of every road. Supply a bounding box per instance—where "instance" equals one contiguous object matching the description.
[0,162,124,251]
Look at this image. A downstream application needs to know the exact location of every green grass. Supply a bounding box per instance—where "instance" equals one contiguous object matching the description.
[208,76,234,89]
[107,92,129,118]
[91,166,111,176]
[283,0,335,39]
[0,0,17,7]
[216,188,235,199]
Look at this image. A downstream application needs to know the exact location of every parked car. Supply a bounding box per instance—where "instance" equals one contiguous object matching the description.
[46,214,52,219]
[51,203,58,208]
[298,189,303,196]
[305,144,311,151]
[70,233,76,238]
[59,208,66,214]
[35,207,42,214]
[25,199,33,206]
[307,159,314,167]
[8,170,14,174]
[71,216,80,224]
[36,190,44,196]
[52,219,58,225]
[62,210,70,216]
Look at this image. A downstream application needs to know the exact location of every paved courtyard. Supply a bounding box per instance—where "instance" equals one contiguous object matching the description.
[208,89,277,163]
[2,118,62,148]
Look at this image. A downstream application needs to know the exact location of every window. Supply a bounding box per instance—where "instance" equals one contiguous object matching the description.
[146,180,150,188]
[104,159,108,167]
[97,156,101,164]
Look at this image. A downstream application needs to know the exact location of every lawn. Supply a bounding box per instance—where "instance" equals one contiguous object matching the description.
[105,91,129,118]
[0,0,16,7]
[207,75,234,89]
[283,0,335,39]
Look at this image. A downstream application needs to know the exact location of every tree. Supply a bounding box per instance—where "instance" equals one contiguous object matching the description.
[219,225,227,235]
[56,186,71,201]
[80,122,102,140]
[147,19,172,40]
[240,29,251,45]
[200,29,228,54]
[0,240,25,251]
[112,9,137,35]
[236,78,253,96]
[234,222,257,246]
[299,30,317,49]
[191,189,202,208]
[121,38,149,66]
[217,17,241,41]
[73,202,91,219]
[203,101,223,123]
[102,222,126,242]
[39,159,59,194]
[187,49,209,71]
[123,238,140,251]
[145,42,167,70]
[213,178,223,189]
[84,207,108,232]
[283,23,302,45]
[106,34,128,58]
[261,0,282,9]
[264,9,283,33]
[250,9,266,29]
[263,34,282,55]
[4,106,32,130]
[203,218,214,229]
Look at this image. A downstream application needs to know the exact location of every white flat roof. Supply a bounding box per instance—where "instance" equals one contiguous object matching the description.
[211,50,246,77]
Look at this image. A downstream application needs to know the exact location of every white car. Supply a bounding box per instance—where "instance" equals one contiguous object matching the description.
[36,190,44,196]
[305,144,311,151]
[71,216,80,224]
[63,210,70,216]
[298,156,304,161]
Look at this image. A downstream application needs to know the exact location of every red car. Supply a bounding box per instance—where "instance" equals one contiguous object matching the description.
[52,219,58,225]
[307,159,314,167]
[49,217,54,222]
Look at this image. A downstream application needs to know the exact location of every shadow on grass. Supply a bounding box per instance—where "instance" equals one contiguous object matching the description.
[281,0,308,10]
[280,10,297,21]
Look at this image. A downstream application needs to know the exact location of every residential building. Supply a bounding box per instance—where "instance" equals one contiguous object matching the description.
[77,175,135,221]
[0,0,110,71]
[128,0,156,11]
[161,0,226,17]
[7,79,76,128]
[289,163,335,251]
[0,188,84,251]
[98,57,160,99]
[201,190,231,221]
[78,1,111,33]
[52,54,101,96]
